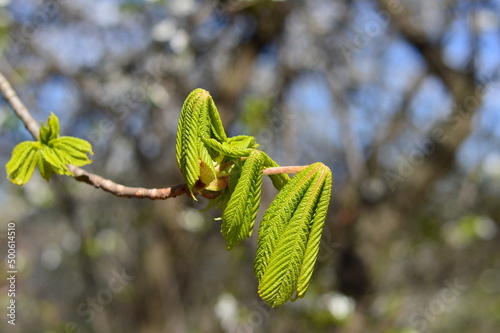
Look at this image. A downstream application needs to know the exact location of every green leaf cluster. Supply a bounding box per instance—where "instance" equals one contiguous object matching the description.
[176,89,333,307]
[6,113,93,184]
[175,88,230,198]
[255,162,332,306]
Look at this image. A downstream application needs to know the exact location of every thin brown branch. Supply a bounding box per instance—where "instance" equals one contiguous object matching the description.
[262,166,307,176]
[0,71,303,200]
[66,165,188,199]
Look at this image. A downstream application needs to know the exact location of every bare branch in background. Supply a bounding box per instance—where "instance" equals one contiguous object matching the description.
[375,0,483,210]
[327,73,367,185]
[377,0,476,99]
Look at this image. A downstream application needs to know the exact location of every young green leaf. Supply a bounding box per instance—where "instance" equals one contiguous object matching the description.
[50,136,94,167]
[37,156,56,181]
[296,166,332,298]
[198,141,217,186]
[254,164,319,306]
[202,137,255,158]
[221,151,264,250]
[254,163,332,307]
[175,90,203,193]
[39,112,60,144]
[175,89,228,197]
[206,94,228,143]
[226,135,258,150]
[6,113,93,184]
[5,141,41,185]
[40,146,72,176]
